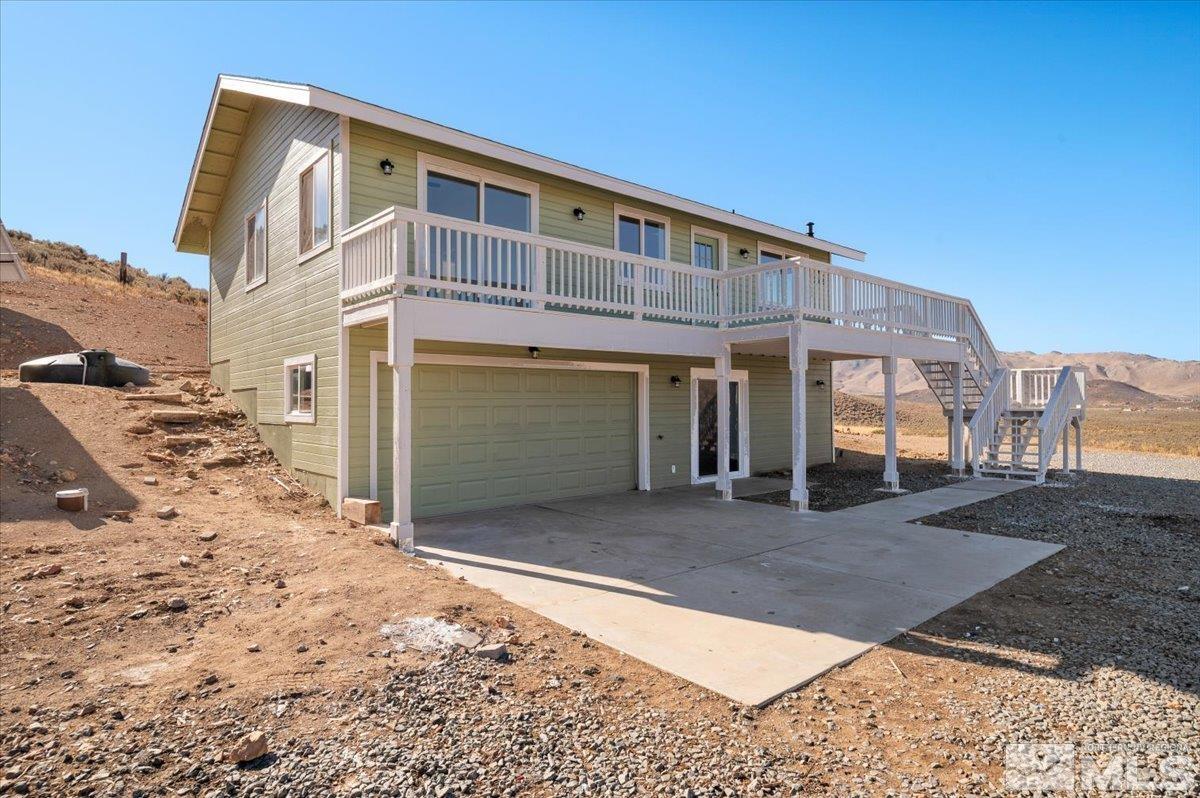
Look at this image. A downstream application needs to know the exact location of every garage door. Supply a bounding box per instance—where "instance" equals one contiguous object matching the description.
[378,363,637,518]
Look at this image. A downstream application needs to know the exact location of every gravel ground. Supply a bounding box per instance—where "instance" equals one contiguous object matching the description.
[912,468,1200,787]
[1079,449,1200,480]
[745,449,956,512]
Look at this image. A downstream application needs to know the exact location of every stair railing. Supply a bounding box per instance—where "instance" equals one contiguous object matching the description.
[1035,366,1085,478]
[968,367,1010,472]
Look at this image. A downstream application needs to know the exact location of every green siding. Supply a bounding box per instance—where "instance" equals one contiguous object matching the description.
[347,119,832,269]
[207,98,343,503]
[345,333,832,518]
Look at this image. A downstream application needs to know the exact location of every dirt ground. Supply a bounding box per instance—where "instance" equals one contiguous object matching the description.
[2,374,1197,795]
[0,271,208,371]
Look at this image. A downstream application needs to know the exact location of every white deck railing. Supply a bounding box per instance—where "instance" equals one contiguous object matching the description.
[968,367,1010,472]
[342,206,1002,370]
[1036,366,1087,475]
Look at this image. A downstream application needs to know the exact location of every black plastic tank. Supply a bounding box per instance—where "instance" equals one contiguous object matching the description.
[18,349,151,387]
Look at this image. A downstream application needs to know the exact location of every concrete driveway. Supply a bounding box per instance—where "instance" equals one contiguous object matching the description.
[417,481,1060,705]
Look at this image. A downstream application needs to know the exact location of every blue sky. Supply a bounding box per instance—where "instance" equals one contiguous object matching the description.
[2,1,1197,359]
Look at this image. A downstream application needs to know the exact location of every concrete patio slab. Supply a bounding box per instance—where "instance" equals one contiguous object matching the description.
[416,482,1060,706]
[834,480,1031,522]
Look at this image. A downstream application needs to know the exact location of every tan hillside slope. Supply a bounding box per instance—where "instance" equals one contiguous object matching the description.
[834,351,1199,402]
[0,231,207,372]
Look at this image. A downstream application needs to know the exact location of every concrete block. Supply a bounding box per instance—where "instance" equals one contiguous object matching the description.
[342,497,381,526]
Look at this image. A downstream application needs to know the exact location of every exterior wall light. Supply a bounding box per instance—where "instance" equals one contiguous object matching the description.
[528,346,540,359]
[573,207,586,221]
[670,375,682,387]
[380,158,394,176]
[814,379,826,386]
[739,248,750,259]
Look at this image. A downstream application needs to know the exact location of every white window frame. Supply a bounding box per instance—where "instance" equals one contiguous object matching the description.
[690,226,728,271]
[297,145,334,264]
[244,198,268,292]
[756,241,807,311]
[416,152,540,234]
[283,353,317,424]
[689,366,750,484]
[614,204,671,288]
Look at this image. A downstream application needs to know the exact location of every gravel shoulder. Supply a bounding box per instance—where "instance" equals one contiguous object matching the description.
[1077,448,1200,480]
[745,448,956,512]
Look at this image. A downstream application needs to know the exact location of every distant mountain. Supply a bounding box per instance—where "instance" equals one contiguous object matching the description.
[833,352,1200,404]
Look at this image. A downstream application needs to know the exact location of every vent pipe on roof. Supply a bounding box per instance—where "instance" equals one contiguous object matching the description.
[806,222,815,238]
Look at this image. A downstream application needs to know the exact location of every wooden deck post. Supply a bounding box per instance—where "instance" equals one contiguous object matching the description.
[883,356,899,491]
[388,298,415,553]
[789,324,808,510]
[715,344,732,501]
[1074,418,1083,472]
[951,358,965,475]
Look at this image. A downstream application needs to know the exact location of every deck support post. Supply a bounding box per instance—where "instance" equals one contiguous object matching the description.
[789,324,808,510]
[1073,417,1083,472]
[1062,424,1070,474]
[950,358,965,475]
[715,344,733,501]
[388,298,415,553]
[883,356,900,491]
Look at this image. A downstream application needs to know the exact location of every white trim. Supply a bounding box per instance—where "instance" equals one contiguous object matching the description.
[336,321,349,516]
[368,349,388,499]
[244,197,268,292]
[368,352,651,500]
[756,240,807,263]
[689,366,750,484]
[282,353,317,424]
[690,226,728,271]
[613,203,671,260]
[176,76,865,260]
[417,152,540,234]
[297,144,334,264]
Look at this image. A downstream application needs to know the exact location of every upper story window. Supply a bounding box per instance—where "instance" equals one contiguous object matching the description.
[419,154,537,233]
[691,227,727,271]
[244,199,267,290]
[615,206,668,260]
[299,149,332,259]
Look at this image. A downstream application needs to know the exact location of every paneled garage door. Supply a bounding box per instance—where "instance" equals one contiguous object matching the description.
[379,363,637,518]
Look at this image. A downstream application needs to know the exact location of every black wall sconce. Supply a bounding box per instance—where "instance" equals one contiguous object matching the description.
[670,375,682,387]
[814,379,826,386]
[739,248,750,260]
[528,346,540,359]
[379,158,394,176]
[573,207,586,221]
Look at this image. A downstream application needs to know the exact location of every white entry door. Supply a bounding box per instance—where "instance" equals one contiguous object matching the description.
[690,367,749,483]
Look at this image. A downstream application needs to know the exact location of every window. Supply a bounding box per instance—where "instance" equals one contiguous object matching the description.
[244,199,267,290]
[419,154,537,233]
[757,246,792,308]
[690,227,727,271]
[418,154,539,300]
[614,205,670,286]
[299,150,331,259]
[616,211,667,259]
[283,354,316,423]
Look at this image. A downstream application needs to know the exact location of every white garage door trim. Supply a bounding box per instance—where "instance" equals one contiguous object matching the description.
[369,352,651,501]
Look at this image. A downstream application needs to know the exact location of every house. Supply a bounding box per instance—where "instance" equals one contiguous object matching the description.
[174,76,1085,550]
[0,221,29,282]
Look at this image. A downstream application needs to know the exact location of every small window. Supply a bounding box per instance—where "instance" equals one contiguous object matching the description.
[245,200,267,289]
[299,151,331,259]
[616,213,667,259]
[283,354,316,423]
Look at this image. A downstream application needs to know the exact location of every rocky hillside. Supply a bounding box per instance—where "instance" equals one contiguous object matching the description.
[7,229,206,306]
[834,351,1200,404]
